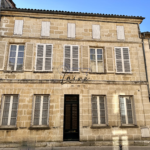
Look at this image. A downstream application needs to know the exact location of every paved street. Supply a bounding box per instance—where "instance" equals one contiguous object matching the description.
[0,147,150,150]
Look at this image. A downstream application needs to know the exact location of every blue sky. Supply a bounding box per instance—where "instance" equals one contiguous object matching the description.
[13,0,150,32]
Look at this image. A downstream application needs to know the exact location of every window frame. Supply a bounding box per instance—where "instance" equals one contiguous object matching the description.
[92,24,100,39]
[63,45,79,72]
[67,23,76,38]
[7,44,25,71]
[14,20,24,35]
[90,48,104,73]
[117,26,125,40]
[35,43,53,72]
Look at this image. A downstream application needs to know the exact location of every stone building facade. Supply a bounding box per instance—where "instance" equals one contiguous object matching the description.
[0,7,150,148]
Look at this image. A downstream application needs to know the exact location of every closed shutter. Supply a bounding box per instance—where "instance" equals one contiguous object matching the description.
[0,42,6,70]
[68,23,75,38]
[10,95,18,126]
[14,20,24,35]
[82,46,89,72]
[126,97,133,124]
[91,96,98,124]
[41,22,50,37]
[123,48,131,73]
[117,26,125,40]
[99,96,105,124]
[36,45,44,71]
[131,98,136,125]
[72,46,79,71]
[42,96,49,125]
[45,45,52,71]
[64,46,71,71]
[115,48,123,73]
[24,43,34,71]
[119,97,126,124]
[92,25,100,39]
[106,47,114,72]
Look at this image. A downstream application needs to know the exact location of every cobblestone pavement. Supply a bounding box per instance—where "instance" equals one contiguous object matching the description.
[0,147,150,150]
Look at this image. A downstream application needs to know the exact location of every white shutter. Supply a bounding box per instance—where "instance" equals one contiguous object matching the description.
[24,43,34,71]
[72,46,79,71]
[41,22,50,37]
[36,45,44,71]
[91,96,98,124]
[64,46,71,71]
[126,97,133,124]
[82,46,89,72]
[119,97,126,124]
[14,20,23,35]
[0,42,7,70]
[92,25,100,39]
[123,48,131,73]
[106,47,114,72]
[45,45,52,71]
[115,48,123,73]
[131,98,136,125]
[117,26,125,40]
[68,23,75,38]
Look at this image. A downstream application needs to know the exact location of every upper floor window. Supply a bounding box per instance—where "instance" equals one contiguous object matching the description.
[8,45,25,71]
[14,20,24,35]
[119,96,136,125]
[90,48,104,73]
[115,47,131,73]
[117,26,125,40]
[92,25,100,39]
[0,95,19,126]
[41,22,50,37]
[91,96,108,125]
[36,44,53,71]
[149,39,150,49]
[68,23,75,38]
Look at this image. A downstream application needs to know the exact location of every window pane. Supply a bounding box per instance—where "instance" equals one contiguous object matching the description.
[9,58,15,64]
[90,49,95,54]
[97,49,102,54]
[101,117,105,124]
[18,45,24,51]
[97,55,102,61]
[17,58,23,64]
[10,45,17,51]
[10,118,16,125]
[16,64,23,71]
[90,55,95,60]
[10,52,16,57]
[18,52,24,57]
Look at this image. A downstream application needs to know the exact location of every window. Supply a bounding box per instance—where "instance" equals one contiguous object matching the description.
[36,44,53,71]
[149,39,150,49]
[68,23,75,38]
[92,25,100,39]
[8,45,25,71]
[91,96,107,125]
[119,96,136,125]
[0,95,19,126]
[14,20,23,35]
[64,45,79,72]
[90,48,104,72]
[115,47,131,73]
[32,95,50,126]
[41,22,50,37]
[117,26,125,40]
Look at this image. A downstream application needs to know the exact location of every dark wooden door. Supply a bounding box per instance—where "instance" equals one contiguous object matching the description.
[64,95,79,141]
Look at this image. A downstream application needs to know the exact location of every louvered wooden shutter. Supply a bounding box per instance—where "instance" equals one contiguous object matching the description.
[24,43,34,71]
[42,96,49,125]
[68,23,75,38]
[10,95,18,126]
[82,46,89,72]
[123,48,131,73]
[91,96,98,124]
[31,95,35,126]
[119,97,126,124]
[92,25,100,39]
[45,45,52,71]
[41,22,50,37]
[131,98,137,125]
[64,46,71,71]
[14,20,24,35]
[99,96,105,124]
[115,48,123,73]
[0,42,6,70]
[117,26,125,40]
[106,47,114,72]
[126,97,133,124]
[36,45,44,71]
[72,46,79,71]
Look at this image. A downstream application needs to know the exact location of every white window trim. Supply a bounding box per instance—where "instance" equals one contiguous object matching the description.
[63,45,79,72]
[7,44,25,71]
[35,44,53,71]
[114,47,132,73]
[90,48,104,73]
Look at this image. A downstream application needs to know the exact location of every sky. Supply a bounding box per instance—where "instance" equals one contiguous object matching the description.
[13,0,150,32]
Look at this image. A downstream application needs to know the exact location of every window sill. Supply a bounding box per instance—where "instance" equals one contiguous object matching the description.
[33,71,53,73]
[28,125,50,130]
[0,126,18,130]
[62,71,80,74]
[116,73,132,75]
[91,124,110,129]
[120,124,138,128]
[89,72,105,74]
[4,71,24,73]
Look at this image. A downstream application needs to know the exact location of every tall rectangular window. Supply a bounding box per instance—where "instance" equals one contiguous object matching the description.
[90,48,104,72]
[91,96,107,125]
[68,23,75,38]
[1,95,19,126]
[119,96,136,125]
[14,20,24,35]
[117,26,125,40]
[32,95,50,126]
[8,45,25,71]
[92,25,100,39]
[41,22,50,37]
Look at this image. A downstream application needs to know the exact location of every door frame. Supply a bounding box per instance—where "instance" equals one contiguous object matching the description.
[63,94,80,141]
